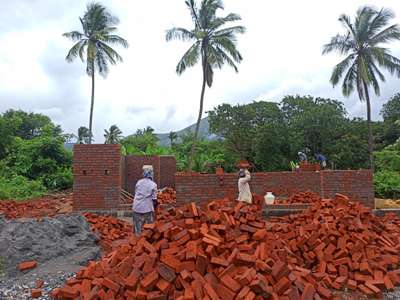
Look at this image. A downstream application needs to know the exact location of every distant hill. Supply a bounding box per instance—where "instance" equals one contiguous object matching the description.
[156,117,219,146]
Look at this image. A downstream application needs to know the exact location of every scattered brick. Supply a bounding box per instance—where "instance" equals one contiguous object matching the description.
[18,260,37,272]
[50,194,400,299]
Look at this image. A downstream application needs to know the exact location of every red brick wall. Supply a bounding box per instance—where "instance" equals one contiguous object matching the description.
[160,156,177,188]
[175,170,374,207]
[73,144,122,211]
[122,155,176,195]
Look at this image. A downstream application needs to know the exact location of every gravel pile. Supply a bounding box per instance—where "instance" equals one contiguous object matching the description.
[0,213,101,299]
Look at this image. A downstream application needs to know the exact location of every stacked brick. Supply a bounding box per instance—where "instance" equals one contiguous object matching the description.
[52,194,400,299]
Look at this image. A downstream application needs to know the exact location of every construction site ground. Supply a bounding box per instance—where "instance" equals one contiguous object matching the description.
[0,191,400,299]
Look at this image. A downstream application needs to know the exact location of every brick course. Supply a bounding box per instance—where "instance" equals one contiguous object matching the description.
[175,170,374,207]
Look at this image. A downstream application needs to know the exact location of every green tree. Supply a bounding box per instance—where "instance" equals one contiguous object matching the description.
[77,126,91,144]
[63,2,128,143]
[104,124,123,144]
[166,0,245,170]
[380,93,400,146]
[322,6,400,170]
[121,127,159,153]
[209,101,282,162]
[168,131,178,147]
[280,96,347,156]
[3,109,61,139]
[2,124,72,190]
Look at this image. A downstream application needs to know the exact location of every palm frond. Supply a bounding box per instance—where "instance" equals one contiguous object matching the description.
[367,63,381,95]
[368,8,395,38]
[329,54,355,86]
[355,6,376,42]
[166,27,195,41]
[338,14,356,37]
[176,42,201,74]
[185,0,201,28]
[214,45,239,72]
[65,40,86,62]
[369,59,385,82]
[210,13,242,30]
[63,31,85,41]
[322,34,353,55]
[78,40,88,61]
[370,24,400,45]
[341,62,357,97]
[102,34,129,48]
[98,41,123,64]
[212,35,242,63]
[95,50,110,77]
[214,25,246,36]
[381,52,400,76]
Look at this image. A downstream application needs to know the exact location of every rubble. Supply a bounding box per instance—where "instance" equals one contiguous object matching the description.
[51,194,400,299]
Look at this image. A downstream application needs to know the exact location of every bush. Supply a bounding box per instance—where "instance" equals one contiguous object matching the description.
[375,150,400,172]
[0,175,46,200]
[40,168,73,190]
[374,171,400,199]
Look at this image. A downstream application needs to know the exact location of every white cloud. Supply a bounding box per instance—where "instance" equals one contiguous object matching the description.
[0,0,400,142]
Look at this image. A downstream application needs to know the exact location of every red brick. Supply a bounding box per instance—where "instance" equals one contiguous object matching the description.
[220,274,242,292]
[31,289,42,298]
[142,271,159,290]
[18,260,37,271]
[301,283,315,300]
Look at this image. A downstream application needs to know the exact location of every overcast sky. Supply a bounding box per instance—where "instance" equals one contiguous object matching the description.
[1,1,400,142]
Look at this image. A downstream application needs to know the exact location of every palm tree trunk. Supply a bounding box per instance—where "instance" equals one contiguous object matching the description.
[187,63,207,171]
[88,61,95,144]
[363,81,374,171]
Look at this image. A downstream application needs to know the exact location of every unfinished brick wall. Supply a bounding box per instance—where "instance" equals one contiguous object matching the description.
[73,145,176,211]
[73,144,122,211]
[175,170,374,207]
[123,155,176,194]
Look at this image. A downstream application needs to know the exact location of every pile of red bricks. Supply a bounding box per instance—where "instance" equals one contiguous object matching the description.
[0,194,72,219]
[52,194,400,299]
[157,188,176,205]
[83,213,132,251]
[279,191,321,204]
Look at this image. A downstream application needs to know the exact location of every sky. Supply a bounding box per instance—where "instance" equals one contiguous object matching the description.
[1,0,400,142]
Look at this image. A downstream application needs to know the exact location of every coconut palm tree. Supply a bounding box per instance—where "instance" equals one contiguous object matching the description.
[63,3,128,144]
[323,6,400,170]
[77,126,91,144]
[169,131,178,146]
[104,124,123,144]
[166,0,245,170]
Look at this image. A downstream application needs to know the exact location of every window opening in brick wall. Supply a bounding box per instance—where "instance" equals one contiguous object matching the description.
[104,170,110,175]
[82,170,87,175]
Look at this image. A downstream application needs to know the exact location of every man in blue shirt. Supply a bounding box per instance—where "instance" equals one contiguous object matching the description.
[315,153,327,169]
[132,168,157,236]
